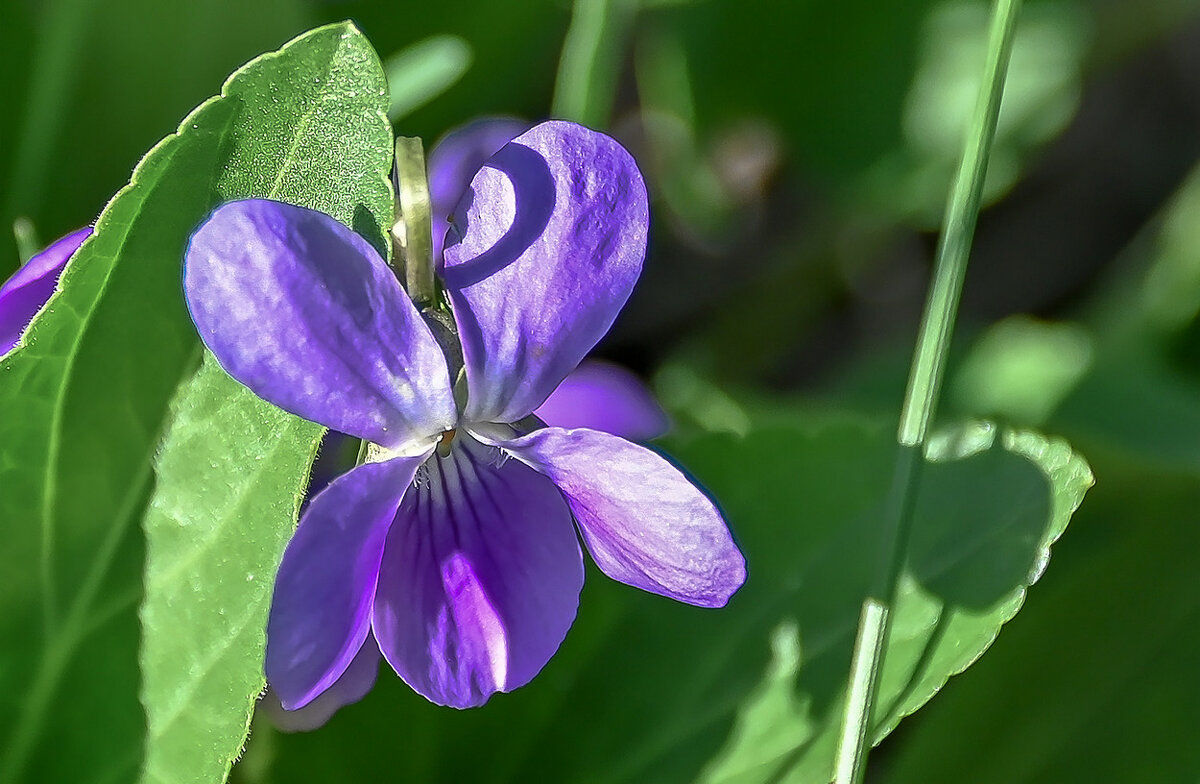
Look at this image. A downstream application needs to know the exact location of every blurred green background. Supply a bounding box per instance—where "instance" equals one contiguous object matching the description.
[6,0,1200,780]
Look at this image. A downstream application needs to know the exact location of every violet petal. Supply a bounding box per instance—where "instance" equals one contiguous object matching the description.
[184,199,456,448]
[534,359,669,440]
[372,434,583,708]
[428,118,527,263]
[266,456,422,710]
[0,227,92,355]
[442,121,649,423]
[502,427,746,608]
[261,632,381,732]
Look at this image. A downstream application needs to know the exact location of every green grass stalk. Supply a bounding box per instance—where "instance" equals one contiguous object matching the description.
[831,0,1024,781]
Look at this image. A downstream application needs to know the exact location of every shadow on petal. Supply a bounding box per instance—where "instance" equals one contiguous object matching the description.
[440,142,556,289]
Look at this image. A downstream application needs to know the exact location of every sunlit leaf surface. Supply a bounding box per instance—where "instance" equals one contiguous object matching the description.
[886,466,1200,783]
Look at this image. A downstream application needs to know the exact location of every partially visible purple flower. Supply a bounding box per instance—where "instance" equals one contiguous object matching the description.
[185,121,745,713]
[0,228,92,355]
[534,359,669,440]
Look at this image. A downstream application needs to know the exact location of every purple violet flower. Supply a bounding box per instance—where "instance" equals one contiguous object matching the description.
[184,120,746,712]
[0,227,93,355]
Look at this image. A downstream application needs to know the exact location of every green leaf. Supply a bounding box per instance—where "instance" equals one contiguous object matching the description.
[137,25,395,784]
[0,21,391,784]
[885,465,1200,783]
[1,0,310,278]
[139,358,324,784]
[255,412,1090,784]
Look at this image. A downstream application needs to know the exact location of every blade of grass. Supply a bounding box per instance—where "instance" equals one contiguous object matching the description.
[12,218,39,265]
[832,1,1024,782]
[552,0,638,126]
[3,0,96,246]
[384,35,472,123]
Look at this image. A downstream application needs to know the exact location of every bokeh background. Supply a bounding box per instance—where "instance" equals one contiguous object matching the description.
[5,0,1200,780]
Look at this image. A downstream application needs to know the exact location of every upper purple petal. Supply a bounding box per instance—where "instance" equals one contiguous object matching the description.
[372,433,583,708]
[0,227,92,355]
[534,359,669,440]
[266,456,423,710]
[184,199,456,447]
[428,118,528,264]
[441,121,649,424]
[502,427,746,608]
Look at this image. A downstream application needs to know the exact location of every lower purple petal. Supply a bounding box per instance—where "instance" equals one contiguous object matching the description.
[372,434,583,708]
[0,227,92,354]
[261,632,381,732]
[534,360,669,440]
[267,456,423,710]
[503,427,746,608]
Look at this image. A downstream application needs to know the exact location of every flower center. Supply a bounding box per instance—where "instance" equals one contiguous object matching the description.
[436,427,457,458]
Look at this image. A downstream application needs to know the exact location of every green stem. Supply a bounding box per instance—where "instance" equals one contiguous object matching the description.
[3,0,96,274]
[552,0,638,126]
[391,136,436,306]
[13,218,40,265]
[831,1,1023,782]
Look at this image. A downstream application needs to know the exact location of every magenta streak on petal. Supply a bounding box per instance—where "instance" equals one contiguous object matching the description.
[372,433,583,708]
[433,553,509,693]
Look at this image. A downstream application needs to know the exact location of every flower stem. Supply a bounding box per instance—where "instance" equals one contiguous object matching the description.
[391,135,436,306]
[831,1,1023,782]
[552,0,638,126]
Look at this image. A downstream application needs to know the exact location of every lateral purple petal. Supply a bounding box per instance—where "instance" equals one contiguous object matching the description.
[534,360,669,440]
[504,428,746,607]
[428,118,527,264]
[442,121,649,423]
[0,227,92,354]
[266,456,422,711]
[372,435,583,708]
[262,633,381,732]
[184,199,456,447]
